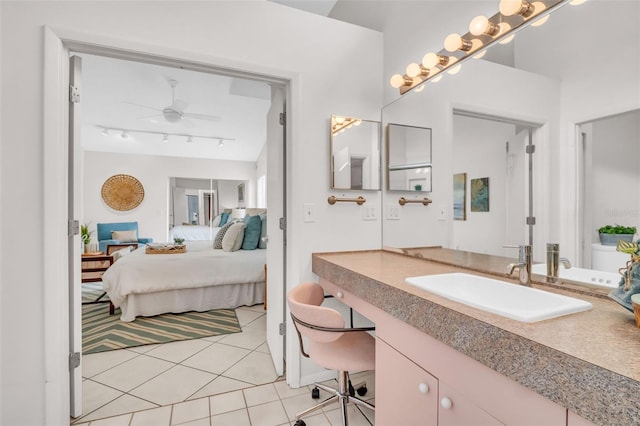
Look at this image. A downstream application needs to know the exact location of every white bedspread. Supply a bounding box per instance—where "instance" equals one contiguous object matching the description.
[169,225,220,241]
[102,242,265,307]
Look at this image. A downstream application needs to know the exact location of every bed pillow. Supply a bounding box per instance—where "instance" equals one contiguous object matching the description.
[242,215,262,250]
[222,222,246,252]
[258,214,267,249]
[211,215,222,227]
[219,212,230,227]
[111,230,137,243]
[213,221,235,249]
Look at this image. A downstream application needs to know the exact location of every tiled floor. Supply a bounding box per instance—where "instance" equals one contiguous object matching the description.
[72,299,375,425]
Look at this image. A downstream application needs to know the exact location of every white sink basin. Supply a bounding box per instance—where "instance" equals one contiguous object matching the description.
[405,272,592,323]
[530,264,621,289]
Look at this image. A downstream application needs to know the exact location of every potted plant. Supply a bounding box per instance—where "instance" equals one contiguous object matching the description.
[81,224,94,253]
[598,224,636,246]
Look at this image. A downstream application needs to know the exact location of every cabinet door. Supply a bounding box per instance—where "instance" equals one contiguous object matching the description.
[438,382,505,426]
[376,338,439,425]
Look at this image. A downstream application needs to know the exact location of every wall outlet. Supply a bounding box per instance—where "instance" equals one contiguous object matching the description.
[362,206,377,221]
[303,203,315,223]
[386,205,400,220]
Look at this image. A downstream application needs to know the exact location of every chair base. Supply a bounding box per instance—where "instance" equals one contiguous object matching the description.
[294,371,374,426]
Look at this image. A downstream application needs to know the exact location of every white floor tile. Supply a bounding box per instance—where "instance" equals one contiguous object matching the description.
[208,390,246,416]
[91,354,174,392]
[175,417,211,426]
[82,349,139,378]
[210,408,251,426]
[130,364,216,406]
[189,376,252,400]
[234,309,263,326]
[247,400,289,426]
[242,383,279,407]
[89,413,133,426]
[78,394,157,423]
[145,338,213,363]
[171,397,210,425]
[292,412,331,426]
[324,404,373,426]
[254,342,271,354]
[281,393,329,421]
[216,323,265,350]
[130,405,172,426]
[127,343,162,354]
[78,380,123,419]
[181,342,250,374]
[223,351,278,385]
[273,380,309,400]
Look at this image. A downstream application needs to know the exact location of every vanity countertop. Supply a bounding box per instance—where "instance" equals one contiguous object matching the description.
[312,249,640,426]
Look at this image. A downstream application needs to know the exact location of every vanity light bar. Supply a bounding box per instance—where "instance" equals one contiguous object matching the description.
[390,0,575,95]
[331,116,362,135]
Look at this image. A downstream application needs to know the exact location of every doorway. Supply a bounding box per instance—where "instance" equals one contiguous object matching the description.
[67,48,289,418]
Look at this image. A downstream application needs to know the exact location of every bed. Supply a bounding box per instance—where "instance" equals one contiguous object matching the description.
[102,241,265,321]
[169,225,220,241]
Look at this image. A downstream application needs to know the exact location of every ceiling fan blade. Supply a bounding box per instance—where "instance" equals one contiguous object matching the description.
[123,101,162,112]
[136,113,164,121]
[183,112,221,122]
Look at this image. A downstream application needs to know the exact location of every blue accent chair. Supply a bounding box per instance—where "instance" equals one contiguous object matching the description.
[96,221,153,253]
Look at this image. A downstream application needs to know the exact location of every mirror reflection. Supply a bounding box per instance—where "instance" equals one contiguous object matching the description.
[169,177,248,241]
[330,115,381,190]
[386,123,432,192]
[381,0,640,276]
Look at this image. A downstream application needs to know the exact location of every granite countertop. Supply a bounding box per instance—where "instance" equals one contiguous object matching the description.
[312,249,640,426]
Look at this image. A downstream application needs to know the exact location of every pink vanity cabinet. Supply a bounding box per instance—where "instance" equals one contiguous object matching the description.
[319,278,597,426]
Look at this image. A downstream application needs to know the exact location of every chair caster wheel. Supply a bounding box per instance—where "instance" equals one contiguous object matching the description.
[294,420,306,426]
[357,385,368,396]
[311,387,320,399]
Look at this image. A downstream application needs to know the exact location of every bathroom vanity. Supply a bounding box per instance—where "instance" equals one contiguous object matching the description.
[312,249,640,426]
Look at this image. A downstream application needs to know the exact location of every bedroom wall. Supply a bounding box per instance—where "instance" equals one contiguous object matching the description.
[83,151,256,242]
[0,2,382,424]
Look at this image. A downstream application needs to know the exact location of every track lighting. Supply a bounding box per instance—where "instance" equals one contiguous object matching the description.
[218,139,225,147]
[390,0,577,94]
[96,125,234,145]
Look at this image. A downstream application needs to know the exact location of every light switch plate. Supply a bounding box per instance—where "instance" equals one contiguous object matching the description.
[362,206,377,221]
[438,204,446,221]
[303,203,315,223]
[386,205,400,220]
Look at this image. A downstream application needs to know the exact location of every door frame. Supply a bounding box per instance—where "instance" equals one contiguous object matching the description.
[43,27,295,423]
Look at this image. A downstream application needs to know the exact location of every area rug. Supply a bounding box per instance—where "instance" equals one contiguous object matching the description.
[82,300,242,355]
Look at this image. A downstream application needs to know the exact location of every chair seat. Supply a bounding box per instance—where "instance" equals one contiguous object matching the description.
[308,330,375,373]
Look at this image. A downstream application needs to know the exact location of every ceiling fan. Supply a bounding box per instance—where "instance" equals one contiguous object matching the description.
[125,79,220,124]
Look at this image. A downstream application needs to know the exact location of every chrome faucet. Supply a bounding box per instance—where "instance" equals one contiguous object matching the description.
[546,243,571,283]
[506,245,532,286]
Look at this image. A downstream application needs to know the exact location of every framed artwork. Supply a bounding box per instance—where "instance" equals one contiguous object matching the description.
[453,173,466,220]
[470,177,489,212]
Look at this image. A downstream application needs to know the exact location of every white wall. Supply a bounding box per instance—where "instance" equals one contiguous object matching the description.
[0,2,382,424]
[83,151,255,242]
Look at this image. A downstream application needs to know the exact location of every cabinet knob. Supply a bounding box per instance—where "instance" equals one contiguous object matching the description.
[440,397,452,409]
[418,383,429,394]
[336,291,344,299]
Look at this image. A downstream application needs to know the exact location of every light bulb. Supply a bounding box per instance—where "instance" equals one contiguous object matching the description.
[444,33,472,52]
[530,14,549,27]
[469,15,500,36]
[415,83,426,93]
[335,116,345,124]
[121,131,129,139]
[473,50,488,59]
[499,0,534,17]
[422,52,448,69]
[431,74,443,83]
[218,139,225,147]
[499,34,516,44]
[390,73,409,88]
[570,0,587,5]
[406,63,421,78]
[448,64,462,75]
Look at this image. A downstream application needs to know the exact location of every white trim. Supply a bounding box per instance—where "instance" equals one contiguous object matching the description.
[43,26,70,426]
[43,26,298,421]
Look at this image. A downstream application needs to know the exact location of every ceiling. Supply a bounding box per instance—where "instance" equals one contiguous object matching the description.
[80,53,272,162]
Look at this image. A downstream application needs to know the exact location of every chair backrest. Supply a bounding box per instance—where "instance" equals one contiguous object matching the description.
[288,282,345,343]
[97,221,139,241]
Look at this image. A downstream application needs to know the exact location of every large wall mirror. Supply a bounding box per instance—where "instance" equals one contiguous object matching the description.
[381,0,640,272]
[387,123,432,192]
[169,177,248,241]
[330,115,381,190]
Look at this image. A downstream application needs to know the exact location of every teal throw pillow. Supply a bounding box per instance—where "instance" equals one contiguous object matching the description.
[242,215,262,250]
[219,212,230,226]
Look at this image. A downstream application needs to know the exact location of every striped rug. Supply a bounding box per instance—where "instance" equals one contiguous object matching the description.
[82,296,242,355]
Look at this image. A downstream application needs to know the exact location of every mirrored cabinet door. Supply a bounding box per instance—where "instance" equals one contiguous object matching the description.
[386,123,432,192]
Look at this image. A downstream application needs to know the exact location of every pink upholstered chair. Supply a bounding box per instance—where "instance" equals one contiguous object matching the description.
[288,282,375,426]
